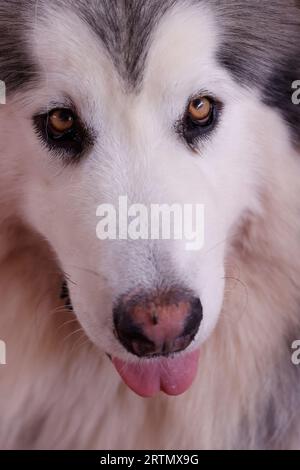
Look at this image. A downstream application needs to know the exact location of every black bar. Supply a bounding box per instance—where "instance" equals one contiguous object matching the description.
[0,450,297,466]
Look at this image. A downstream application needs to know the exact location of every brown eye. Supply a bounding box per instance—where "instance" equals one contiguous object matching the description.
[49,109,75,134]
[177,94,219,148]
[33,106,93,160]
[188,96,213,123]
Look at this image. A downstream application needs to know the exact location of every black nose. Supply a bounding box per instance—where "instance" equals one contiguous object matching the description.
[113,287,203,358]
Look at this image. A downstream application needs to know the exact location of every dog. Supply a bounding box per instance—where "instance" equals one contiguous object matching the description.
[0,0,300,449]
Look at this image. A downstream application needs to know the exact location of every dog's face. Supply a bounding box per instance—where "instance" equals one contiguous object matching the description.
[1,0,299,396]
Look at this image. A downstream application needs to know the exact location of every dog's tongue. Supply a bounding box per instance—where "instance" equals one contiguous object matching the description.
[112,350,200,397]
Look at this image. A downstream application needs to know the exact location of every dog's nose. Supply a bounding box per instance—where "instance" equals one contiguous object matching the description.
[113,288,203,358]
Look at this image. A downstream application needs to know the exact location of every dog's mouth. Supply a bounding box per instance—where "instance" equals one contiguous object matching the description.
[112,349,200,397]
[60,280,200,397]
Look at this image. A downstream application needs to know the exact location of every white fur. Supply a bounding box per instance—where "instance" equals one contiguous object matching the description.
[0,2,299,449]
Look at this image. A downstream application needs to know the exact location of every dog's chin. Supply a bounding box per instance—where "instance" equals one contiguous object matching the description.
[111,349,200,398]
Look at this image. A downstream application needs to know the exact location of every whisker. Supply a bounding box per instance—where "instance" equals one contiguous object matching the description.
[70,336,92,356]
[57,318,79,332]
[62,271,77,286]
[221,275,249,322]
[48,304,73,316]
[65,264,109,282]
[62,327,84,344]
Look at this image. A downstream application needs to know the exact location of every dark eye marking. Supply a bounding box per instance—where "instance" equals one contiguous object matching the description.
[176,94,222,150]
[33,106,94,162]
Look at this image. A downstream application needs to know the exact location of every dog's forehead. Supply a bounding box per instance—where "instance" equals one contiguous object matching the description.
[73,0,178,89]
[1,0,299,143]
[32,0,217,95]
[2,1,300,93]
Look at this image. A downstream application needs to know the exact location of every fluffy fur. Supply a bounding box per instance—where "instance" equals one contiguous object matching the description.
[0,0,300,449]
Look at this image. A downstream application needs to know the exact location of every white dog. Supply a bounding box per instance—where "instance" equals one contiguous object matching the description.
[0,0,300,449]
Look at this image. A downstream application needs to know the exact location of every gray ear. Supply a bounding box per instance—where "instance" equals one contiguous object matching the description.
[0,0,37,95]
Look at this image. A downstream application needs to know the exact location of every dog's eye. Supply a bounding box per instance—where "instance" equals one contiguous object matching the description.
[188,97,213,124]
[48,109,75,135]
[33,107,93,161]
[178,95,220,149]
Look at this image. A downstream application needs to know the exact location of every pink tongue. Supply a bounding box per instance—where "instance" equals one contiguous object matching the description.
[112,350,200,397]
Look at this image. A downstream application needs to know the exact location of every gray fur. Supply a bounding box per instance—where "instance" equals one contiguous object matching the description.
[237,327,300,450]
[1,1,299,142]
[74,0,177,91]
[0,1,38,93]
[0,1,300,125]
[212,0,300,145]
